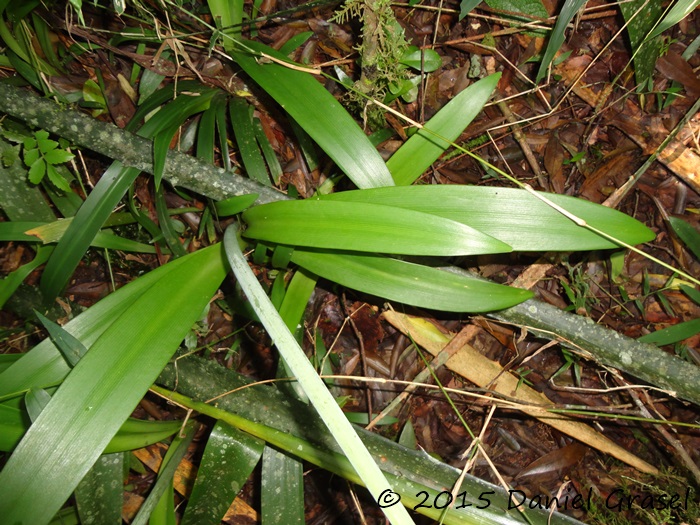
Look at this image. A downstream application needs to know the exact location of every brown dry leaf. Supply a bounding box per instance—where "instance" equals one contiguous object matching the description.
[516,442,587,480]
[579,149,639,202]
[382,311,659,475]
[544,133,566,193]
[655,52,700,98]
[132,442,196,497]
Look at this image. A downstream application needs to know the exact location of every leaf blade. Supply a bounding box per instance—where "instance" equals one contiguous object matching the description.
[242,199,512,256]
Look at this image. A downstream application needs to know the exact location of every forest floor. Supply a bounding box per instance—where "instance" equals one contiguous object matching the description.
[1,1,700,524]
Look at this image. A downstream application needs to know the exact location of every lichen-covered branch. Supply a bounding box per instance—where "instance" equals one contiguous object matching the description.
[489,297,700,407]
[0,83,287,205]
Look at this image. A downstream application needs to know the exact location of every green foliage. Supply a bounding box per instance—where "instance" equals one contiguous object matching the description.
[619,0,664,91]
[536,0,586,82]
[0,245,228,524]
[22,130,74,192]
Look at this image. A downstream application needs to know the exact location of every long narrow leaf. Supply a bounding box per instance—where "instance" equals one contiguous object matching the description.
[320,186,655,251]
[40,90,217,300]
[290,249,532,312]
[536,0,587,82]
[182,421,264,525]
[243,200,512,256]
[0,245,228,524]
[387,74,500,185]
[0,248,217,398]
[231,40,394,189]
[223,225,415,525]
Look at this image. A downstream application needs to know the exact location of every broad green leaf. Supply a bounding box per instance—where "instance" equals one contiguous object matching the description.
[0,245,220,398]
[320,186,655,251]
[387,74,500,185]
[223,225,415,525]
[648,0,700,40]
[261,446,304,525]
[243,200,512,256]
[231,40,394,189]
[43,148,74,165]
[669,216,700,260]
[619,0,663,89]
[638,318,700,346]
[182,422,264,525]
[0,245,228,525]
[536,0,587,82]
[400,46,442,72]
[214,193,259,216]
[291,249,532,312]
[75,453,123,525]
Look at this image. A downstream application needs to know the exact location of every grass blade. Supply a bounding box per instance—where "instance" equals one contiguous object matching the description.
[0,245,228,524]
[242,200,512,256]
[387,74,500,185]
[231,40,394,189]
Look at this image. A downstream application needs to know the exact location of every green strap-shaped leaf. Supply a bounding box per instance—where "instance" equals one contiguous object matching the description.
[261,446,304,525]
[320,186,655,251]
[0,248,214,398]
[182,421,264,525]
[40,88,217,300]
[536,0,587,82]
[0,403,181,453]
[0,244,228,525]
[387,73,500,186]
[231,40,395,189]
[132,424,196,525]
[290,249,532,312]
[243,200,512,256]
[75,453,124,525]
[223,225,415,525]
